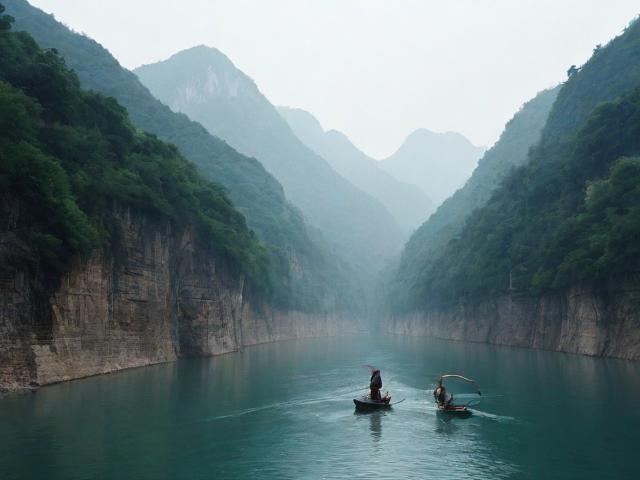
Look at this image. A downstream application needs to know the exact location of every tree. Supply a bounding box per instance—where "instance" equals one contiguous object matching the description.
[0,4,15,31]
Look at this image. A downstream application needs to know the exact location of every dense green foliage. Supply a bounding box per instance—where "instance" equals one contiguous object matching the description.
[5,0,355,311]
[0,15,268,285]
[543,16,640,141]
[391,17,640,310]
[387,87,559,310]
[417,89,640,305]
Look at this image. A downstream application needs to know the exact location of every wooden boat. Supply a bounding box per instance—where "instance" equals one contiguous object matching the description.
[437,404,472,417]
[353,396,392,411]
[433,373,481,417]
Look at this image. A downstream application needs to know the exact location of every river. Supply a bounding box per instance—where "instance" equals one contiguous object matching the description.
[1,335,638,479]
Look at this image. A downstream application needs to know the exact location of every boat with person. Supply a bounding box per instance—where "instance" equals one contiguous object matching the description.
[433,374,481,416]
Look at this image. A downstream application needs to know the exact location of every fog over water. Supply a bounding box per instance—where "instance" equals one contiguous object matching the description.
[28,0,639,158]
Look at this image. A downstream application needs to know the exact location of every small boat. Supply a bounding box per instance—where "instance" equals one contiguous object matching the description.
[437,404,473,417]
[433,373,481,417]
[353,396,392,411]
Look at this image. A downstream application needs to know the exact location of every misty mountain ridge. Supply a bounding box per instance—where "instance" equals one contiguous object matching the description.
[278,106,435,232]
[380,128,486,205]
[134,44,405,282]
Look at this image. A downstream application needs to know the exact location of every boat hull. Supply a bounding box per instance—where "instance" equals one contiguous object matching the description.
[437,405,472,417]
[353,398,392,411]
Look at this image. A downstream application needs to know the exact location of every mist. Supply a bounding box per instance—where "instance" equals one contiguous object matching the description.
[29,0,639,158]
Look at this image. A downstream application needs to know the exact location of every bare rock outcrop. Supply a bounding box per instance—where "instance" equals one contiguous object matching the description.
[0,207,357,393]
[386,277,640,360]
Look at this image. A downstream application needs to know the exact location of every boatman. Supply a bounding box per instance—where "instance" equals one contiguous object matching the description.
[370,369,383,401]
[433,379,452,407]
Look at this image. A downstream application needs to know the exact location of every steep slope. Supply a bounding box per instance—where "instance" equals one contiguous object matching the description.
[134,46,404,273]
[278,106,434,232]
[406,17,640,306]
[0,11,358,394]
[387,17,640,359]
[4,0,353,312]
[388,86,559,309]
[380,129,485,205]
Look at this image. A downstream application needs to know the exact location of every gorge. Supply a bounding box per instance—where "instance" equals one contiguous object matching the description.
[2,0,640,403]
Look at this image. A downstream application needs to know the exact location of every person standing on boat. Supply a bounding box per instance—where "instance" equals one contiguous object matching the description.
[370,369,383,401]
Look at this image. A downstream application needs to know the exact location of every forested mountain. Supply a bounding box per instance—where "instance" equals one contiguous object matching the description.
[379,129,485,205]
[388,86,559,309]
[391,17,640,311]
[134,46,404,274]
[278,106,434,232]
[5,0,356,311]
[0,11,266,287]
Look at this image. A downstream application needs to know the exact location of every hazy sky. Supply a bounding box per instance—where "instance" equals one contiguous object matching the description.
[29,0,639,158]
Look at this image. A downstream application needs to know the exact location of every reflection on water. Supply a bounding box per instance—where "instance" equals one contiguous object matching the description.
[368,411,382,441]
[1,335,639,479]
[354,410,384,443]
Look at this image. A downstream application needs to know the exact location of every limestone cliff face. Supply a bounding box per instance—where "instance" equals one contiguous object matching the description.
[386,276,640,360]
[0,208,357,393]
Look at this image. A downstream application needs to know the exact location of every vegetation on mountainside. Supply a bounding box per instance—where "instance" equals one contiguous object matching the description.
[4,0,354,312]
[0,11,269,287]
[388,87,559,310]
[390,17,640,311]
[133,46,404,273]
[414,88,640,306]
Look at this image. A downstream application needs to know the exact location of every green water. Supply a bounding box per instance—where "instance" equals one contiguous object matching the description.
[1,335,638,479]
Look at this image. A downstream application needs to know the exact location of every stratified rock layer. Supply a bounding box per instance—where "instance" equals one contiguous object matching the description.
[386,277,640,360]
[0,208,357,393]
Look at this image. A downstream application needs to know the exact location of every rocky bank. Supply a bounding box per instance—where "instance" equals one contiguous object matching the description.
[0,207,357,394]
[386,277,640,360]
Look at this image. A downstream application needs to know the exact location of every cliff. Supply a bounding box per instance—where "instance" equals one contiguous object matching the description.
[386,276,640,360]
[0,208,358,394]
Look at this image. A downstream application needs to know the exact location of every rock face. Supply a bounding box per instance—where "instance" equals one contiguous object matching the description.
[386,277,640,360]
[0,208,357,394]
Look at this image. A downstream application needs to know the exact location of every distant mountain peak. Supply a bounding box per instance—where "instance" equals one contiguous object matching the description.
[278,106,435,232]
[163,44,233,67]
[400,128,483,151]
[276,106,325,139]
[380,128,485,204]
[135,45,260,105]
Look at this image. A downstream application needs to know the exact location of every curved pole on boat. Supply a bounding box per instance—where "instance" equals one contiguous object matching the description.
[438,374,482,395]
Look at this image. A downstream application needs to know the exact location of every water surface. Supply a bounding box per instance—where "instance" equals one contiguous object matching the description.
[1,335,638,479]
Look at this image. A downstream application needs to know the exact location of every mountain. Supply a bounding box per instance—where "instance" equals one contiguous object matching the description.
[380,129,485,205]
[0,16,265,283]
[387,86,560,309]
[277,106,434,232]
[134,46,404,276]
[4,0,357,312]
[392,16,640,311]
[0,16,359,393]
